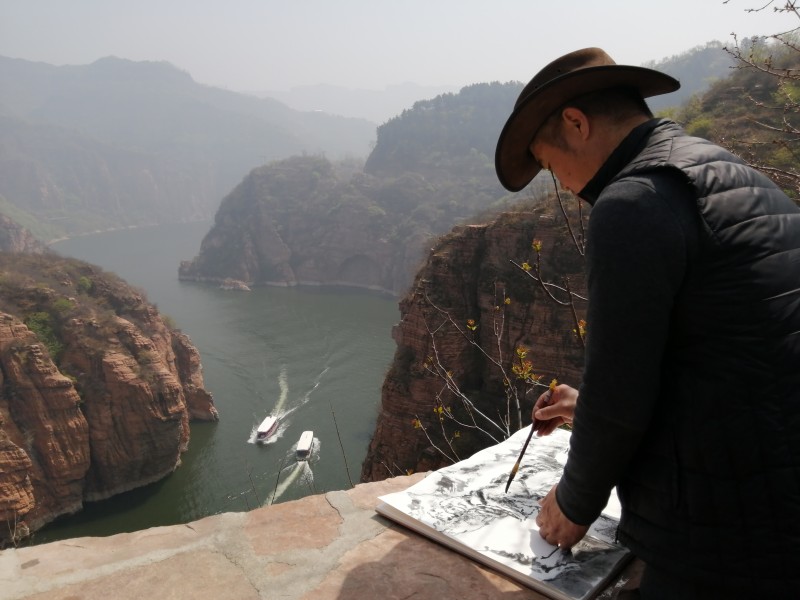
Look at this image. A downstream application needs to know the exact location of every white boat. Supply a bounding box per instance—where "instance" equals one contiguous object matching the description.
[296,430,314,460]
[256,416,279,442]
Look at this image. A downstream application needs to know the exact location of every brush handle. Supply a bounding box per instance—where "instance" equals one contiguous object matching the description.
[504,424,536,492]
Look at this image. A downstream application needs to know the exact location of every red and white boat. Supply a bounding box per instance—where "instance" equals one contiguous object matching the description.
[256,416,279,442]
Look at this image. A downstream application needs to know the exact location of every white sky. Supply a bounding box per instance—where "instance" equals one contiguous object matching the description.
[0,0,794,91]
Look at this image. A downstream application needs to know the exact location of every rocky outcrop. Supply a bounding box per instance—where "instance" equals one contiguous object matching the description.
[219,279,251,291]
[178,156,428,295]
[0,215,47,254]
[171,331,218,422]
[0,254,216,546]
[361,204,589,481]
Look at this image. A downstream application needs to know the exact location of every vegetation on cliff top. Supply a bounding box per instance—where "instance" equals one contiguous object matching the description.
[0,253,163,358]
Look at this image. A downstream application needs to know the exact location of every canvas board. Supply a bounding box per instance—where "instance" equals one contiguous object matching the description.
[376,427,630,600]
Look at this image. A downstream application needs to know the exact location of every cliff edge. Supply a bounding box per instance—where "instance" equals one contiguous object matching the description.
[0,475,642,600]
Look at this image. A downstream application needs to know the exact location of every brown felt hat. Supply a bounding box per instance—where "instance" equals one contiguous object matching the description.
[495,47,680,192]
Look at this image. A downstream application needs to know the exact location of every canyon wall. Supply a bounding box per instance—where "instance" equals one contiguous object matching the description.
[361,204,588,481]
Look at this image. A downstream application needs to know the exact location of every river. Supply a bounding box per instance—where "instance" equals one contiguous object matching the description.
[35,221,399,543]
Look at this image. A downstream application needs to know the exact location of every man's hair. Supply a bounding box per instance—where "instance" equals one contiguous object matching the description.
[536,87,653,150]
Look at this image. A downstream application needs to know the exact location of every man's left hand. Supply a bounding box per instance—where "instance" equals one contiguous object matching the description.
[536,484,589,550]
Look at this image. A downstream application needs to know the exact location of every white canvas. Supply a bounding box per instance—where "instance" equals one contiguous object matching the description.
[377,427,630,600]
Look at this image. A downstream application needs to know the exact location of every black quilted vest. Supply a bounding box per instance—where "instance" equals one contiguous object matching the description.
[610,121,800,594]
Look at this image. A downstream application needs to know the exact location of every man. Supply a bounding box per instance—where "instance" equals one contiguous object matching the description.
[495,48,800,598]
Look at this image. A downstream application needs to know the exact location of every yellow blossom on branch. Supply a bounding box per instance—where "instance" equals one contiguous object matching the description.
[572,319,587,339]
[466,319,477,331]
[521,262,532,271]
[532,239,543,253]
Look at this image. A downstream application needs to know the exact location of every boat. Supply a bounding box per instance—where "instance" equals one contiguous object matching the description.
[256,416,279,442]
[296,430,314,460]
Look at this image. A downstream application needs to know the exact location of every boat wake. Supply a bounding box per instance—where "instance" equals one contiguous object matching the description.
[266,460,314,505]
[273,364,290,414]
[264,437,320,505]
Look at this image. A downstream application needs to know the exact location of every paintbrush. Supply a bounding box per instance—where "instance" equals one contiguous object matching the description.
[504,389,552,493]
[504,424,535,493]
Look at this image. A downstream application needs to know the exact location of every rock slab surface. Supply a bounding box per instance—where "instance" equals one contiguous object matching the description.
[0,475,641,600]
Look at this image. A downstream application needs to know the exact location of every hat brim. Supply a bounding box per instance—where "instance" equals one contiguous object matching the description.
[495,65,680,192]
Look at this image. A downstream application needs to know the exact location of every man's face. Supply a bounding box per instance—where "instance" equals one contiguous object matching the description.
[529,107,603,195]
[530,137,590,195]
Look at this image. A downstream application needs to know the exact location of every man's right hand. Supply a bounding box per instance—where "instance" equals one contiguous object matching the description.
[532,384,578,436]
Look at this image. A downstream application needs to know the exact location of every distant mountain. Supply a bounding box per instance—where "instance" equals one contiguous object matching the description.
[256,43,736,123]
[675,39,800,198]
[364,82,522,180]
[0,43,742,244]
[0,56,377,239]
[643,41,736,112]
[0,115,214,241]
[254,82,462,124]
[179,82,531,295]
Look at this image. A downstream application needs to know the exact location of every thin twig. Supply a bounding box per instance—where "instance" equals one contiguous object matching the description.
[327,396,354,487]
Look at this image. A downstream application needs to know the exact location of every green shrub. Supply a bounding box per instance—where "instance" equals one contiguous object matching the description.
[23,312,63,360]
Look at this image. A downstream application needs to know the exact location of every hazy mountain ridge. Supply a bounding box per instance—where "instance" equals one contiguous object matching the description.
[0,55,377,239]
[0,115,213,241]
[0,43,739,243]
[643,41,736,111]
[255,82,462,124]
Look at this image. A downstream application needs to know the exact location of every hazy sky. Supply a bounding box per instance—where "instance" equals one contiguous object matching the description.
[0,1,793,92]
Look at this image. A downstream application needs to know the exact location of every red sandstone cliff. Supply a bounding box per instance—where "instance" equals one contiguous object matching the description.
[0,254,217,546]
[361,201,589,481]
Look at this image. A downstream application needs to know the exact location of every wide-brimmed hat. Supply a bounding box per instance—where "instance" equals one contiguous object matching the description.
[495,47,680,192]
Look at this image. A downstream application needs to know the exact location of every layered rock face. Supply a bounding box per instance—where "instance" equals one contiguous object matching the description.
[0,254,217,546]
[361,204,589,481]
[0,316,90,539]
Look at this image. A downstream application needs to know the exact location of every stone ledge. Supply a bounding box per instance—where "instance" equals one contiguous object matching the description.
[0,474,641,600]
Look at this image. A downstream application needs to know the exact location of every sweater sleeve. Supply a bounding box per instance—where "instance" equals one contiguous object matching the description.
[556,174,696,525]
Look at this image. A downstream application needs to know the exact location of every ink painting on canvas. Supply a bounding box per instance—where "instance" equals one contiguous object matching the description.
[376,427,630,600]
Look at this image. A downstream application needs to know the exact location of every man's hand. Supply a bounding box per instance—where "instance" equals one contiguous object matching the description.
[532,384,578,436]
[535,484,588,549]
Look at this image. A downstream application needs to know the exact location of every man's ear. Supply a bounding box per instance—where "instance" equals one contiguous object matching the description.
[561,107,591,141]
